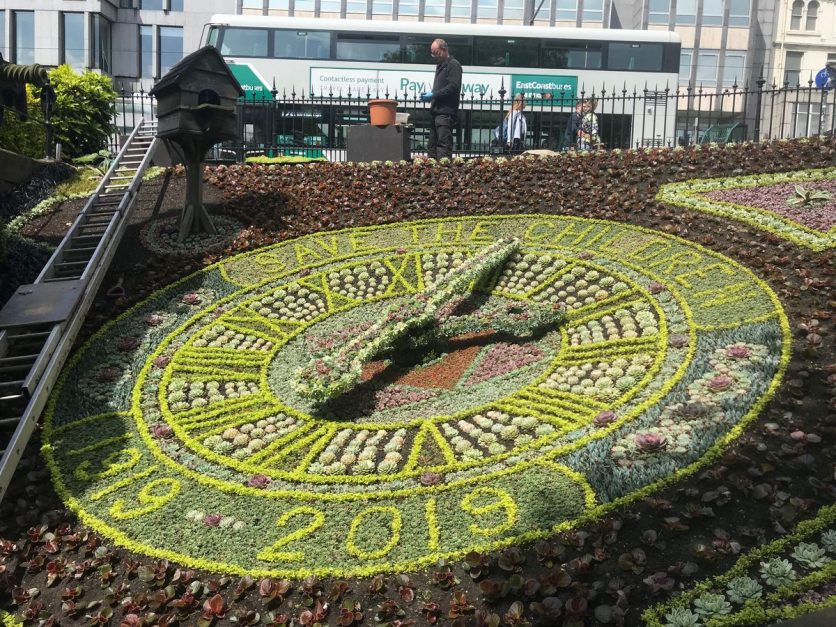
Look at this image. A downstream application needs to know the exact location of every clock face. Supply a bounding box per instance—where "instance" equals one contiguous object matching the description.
[44,215,788,577]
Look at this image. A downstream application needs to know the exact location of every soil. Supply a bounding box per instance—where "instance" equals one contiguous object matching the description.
[0,153,833,627]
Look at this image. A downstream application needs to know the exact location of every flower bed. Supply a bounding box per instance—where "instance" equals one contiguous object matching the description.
[42,214,789,579]
[644,504,836,627]
[657,168,836,251]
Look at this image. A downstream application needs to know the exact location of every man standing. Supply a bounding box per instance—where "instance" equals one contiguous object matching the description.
[421,39,462,160]
[562,100,583,150]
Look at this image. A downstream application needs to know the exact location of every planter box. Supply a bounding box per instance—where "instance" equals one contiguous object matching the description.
[346,124,410,163]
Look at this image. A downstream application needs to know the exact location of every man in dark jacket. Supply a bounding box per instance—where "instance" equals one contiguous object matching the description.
[562,100,583,150]
[420,39,462,160]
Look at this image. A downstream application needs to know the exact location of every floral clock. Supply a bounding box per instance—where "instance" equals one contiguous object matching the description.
[43,215,790,577]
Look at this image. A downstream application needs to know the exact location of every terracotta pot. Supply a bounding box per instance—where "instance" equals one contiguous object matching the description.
[368,99,398,126]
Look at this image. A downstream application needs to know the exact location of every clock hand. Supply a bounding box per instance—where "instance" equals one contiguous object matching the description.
[295,238,522,403]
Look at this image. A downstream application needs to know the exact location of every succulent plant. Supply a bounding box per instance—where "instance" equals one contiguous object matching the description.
[791,542,831,568]
[787,184,833,207]
[692,592,732,617]
[635,432,668,453]
[759,558,797,587]
[820,530,836,555]
[663,607,702,627]
[725,576,763,604]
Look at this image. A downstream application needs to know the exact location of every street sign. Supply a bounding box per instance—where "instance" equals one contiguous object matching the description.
[814,67,834,90]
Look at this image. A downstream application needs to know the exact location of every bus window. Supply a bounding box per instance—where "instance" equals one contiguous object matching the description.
[206,26,220,48]
[403,35,472,65]
[542,43,603,70]
[607,43,663,71]
[220,28,269,57]
[273,29,330,59]
[336,34,401,62]
[474,37,539,68]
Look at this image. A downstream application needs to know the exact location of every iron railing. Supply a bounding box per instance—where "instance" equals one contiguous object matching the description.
[111,79,836,162]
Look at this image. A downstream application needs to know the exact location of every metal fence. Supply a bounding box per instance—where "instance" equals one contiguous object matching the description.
[112,79,836,162]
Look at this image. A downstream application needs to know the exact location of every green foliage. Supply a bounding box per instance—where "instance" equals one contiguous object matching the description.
[73,149,114,175]
[0,222,7,268]
[0,85,46,158]
[48,65,117,158]
[725,576,763,604]
[0,66,116,159]
[245,155,327,164]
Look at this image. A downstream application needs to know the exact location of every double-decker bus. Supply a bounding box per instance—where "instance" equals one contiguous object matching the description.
[203,15,681,153]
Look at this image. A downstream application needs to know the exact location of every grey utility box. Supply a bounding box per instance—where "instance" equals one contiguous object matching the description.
[346,125,411,162]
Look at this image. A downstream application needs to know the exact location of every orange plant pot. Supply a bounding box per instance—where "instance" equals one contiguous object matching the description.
[368,99,398,126]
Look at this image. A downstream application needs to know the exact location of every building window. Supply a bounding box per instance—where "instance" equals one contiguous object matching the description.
[583,0,603,21]
[503,0,525,22]
[722,52,745,87]
[793,101,822,137]
[702,0,722,26]
[805,1,818,31]
[696,50,719,84]
[371,0,393,15]
[91,14,111,73]
[790,0,803,30]
[346,0,367,14]
[13,11,34,64]
[529,0,549,22]
[675,0,696,25]
[784,51,803,85]
[170,0,184,10]
[424,0,445,17]
[141,0,165,10]
[556,0,577,22]
[477,0,498,20]
[140,25,154,78]
[398,0,419,16]
[242,0,262,8]
[61,13,85,68]
[159,25,183,76]
[728,0,749,26]
[648,0,670,25]
[295,0,316,11]
[0,12,5,59]
[679,49,692,84]
[268,0,290,9]
[450,0,472,18]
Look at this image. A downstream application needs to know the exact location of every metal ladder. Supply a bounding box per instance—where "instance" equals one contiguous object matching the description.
[0,118,159,501]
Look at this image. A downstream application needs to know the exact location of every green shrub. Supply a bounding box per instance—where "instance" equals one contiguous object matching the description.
[48,65,117,158]
[0,222,7,268]
[0,66,116,159]
[0,86,47,158]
